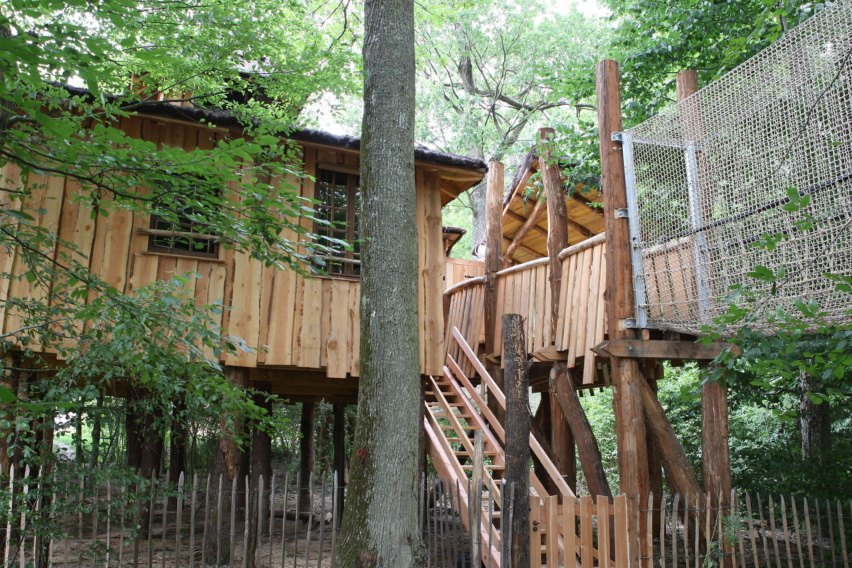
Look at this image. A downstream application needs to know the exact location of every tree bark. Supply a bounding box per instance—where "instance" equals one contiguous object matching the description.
[251,382,273,488]
[549,367,612,500]
[503,313,531,568]
[204,366,249,564]
[89,394,104,469]
[298,400,315,512]
[332,0,423,564]
[800,370,831,466]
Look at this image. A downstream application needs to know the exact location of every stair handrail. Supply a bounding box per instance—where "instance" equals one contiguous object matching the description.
[451,326,576,500]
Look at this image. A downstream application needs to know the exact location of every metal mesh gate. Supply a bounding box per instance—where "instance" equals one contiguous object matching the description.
[621,0,852,335]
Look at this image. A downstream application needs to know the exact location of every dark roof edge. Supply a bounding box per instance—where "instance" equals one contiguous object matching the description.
[55,84,488,174]
[441,226,466,235]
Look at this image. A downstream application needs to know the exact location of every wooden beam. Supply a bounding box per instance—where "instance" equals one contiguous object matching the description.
[504,210,549,237]
[501,158,538,218]
[512,194,595,238]
[596,59,649,562]
[501,236,544,260]
[504,197,547,262]
[592,339,739,360]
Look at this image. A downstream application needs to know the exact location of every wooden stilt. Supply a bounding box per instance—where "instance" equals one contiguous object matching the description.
[595,62,650,566]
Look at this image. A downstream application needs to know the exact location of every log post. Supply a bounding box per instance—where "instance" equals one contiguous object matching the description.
[677,70,732,509]
[503,313,530,568]
[646,362,664,534]
[549,367,611,500]
[596,60,650,564]
[484,161,505,424]
[540,126,578,497]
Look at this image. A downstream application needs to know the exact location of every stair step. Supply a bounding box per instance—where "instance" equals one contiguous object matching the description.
[454,450,498,457]
[460,465,504,470]
[439,424,475,430]
[432,413,472,419]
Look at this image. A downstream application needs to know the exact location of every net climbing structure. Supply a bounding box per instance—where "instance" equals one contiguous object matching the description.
[621,0,852,335]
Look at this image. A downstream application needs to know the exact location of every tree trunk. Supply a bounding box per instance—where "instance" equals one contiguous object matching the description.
[251,382,273,488]
[332,403,347,528]
[332,1,423,564]
[168,396,188,510]
[298,401,315,512]
[503,313,531,568]
[469,182,487,259]
[800,370,831,466]
[89,394,104,469]
[204,366,249,564]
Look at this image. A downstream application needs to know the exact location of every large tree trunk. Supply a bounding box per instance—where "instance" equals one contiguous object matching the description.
[298,401,315,512]
[800,370,831,466]
[204,366,249,564]
[332,0,423,564]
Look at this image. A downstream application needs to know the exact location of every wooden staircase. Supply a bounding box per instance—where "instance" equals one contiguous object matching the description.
[424,327,581,568]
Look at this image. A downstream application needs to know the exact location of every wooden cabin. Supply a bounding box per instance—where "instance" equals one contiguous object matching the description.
[0,102,488,405]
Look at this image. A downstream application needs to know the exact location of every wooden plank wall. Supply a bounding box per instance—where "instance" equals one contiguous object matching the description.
[0,116,447,378]
[444,257,485,290]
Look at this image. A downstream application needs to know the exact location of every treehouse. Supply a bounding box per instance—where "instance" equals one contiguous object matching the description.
[0,101,488,406]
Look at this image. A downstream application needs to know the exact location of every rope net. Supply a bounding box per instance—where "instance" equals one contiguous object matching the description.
[624,0,852,336]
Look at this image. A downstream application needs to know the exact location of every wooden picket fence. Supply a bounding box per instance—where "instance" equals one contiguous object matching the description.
[1,464,850,568]
[0,468,486,568]
[638,491,852,568]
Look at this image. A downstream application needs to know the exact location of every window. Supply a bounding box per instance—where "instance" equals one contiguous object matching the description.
[315,168,361,276]
[147,184,220,259]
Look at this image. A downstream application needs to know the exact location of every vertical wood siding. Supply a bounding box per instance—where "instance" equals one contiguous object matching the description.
[0,117,449,377]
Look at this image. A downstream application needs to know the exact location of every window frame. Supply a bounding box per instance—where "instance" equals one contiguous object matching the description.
[313,165,361,278]
[146,182,221,260]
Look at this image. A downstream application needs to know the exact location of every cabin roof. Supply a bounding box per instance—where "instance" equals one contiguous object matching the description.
[497,146,605,265]
[57,83,488,203]
[441,226,466,256]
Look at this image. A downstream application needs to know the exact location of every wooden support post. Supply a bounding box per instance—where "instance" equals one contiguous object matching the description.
[540,127,569,339]
[676,70,732,510]
[540,126,578,498]
[332,403,347,528]
[484,161,505,425]
[701,365,731,503]
[647,362,664,535]
[503,313,531,568]
[299,400,316,512]
[549,367,612,500]
[596,60,650,564]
